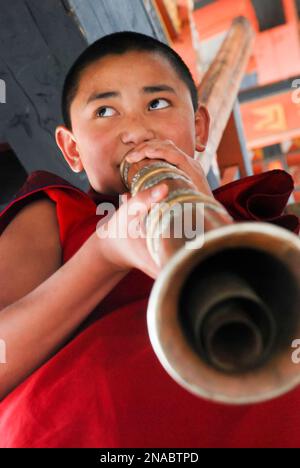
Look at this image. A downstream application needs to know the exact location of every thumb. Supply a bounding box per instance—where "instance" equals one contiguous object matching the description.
[120,192,131,205]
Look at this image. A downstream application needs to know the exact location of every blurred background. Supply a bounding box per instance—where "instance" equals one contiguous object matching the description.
[1,0,300,209]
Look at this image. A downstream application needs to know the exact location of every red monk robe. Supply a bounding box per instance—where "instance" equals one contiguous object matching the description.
[0,169,299,448]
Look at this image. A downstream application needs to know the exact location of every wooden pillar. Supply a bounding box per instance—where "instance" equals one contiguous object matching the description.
[196,16,254,181]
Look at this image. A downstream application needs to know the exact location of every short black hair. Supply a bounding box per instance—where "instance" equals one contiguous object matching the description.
[62,31,199,130]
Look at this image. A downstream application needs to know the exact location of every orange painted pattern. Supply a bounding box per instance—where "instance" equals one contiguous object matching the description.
[240,90,300,148]
[192,0,259,39]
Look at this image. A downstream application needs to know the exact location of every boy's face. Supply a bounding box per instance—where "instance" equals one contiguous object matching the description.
[56,50,209,195]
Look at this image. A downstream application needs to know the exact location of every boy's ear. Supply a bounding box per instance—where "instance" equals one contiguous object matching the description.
[55,125,84,173]
[194,105,210,153]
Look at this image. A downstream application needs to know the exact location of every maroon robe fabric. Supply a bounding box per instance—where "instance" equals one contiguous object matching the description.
[0,169,299,448]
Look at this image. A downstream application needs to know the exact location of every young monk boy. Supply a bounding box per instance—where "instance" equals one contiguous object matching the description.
[0,31,299,448]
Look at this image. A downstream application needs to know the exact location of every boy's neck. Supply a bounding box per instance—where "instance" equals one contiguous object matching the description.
[87,185,120,206]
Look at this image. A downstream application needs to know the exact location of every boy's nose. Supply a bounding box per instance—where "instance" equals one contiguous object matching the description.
[120,119,156,145]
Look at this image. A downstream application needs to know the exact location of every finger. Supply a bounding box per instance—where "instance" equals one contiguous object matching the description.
[125,140,166,161]
[126,145,185,168]
[126,147,164,162]
[126,139,167,156]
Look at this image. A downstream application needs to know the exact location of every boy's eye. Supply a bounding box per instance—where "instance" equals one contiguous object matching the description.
[95,99,170,117]
[96,107,116,118]
[149,98,170,111]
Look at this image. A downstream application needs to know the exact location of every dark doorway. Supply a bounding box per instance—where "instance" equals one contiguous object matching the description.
[0,144,27,210]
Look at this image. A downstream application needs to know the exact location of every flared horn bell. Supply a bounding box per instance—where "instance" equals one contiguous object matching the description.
[147,222,300,405]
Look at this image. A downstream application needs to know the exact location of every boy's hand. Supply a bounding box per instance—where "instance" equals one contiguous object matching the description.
[96,183,169,280]
[125,139,213,197]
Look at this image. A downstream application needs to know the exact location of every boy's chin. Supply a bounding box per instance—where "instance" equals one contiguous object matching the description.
[93,179,127,196]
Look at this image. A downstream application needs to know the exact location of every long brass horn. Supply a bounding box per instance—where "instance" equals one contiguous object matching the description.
[120,155,300,405]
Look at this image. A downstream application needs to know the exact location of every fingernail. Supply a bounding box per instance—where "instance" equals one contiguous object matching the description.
[151,184,168,200]
[126,152,138,162]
